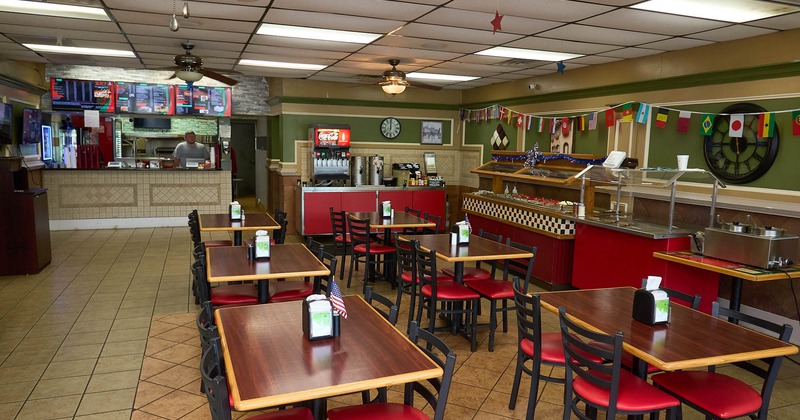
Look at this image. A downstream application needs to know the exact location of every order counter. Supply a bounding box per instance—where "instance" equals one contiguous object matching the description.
[296,186,446,236]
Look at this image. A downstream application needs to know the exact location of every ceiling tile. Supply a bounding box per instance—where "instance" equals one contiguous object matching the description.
[373,34,485,54]
[640,37,713,51]
[581,9,729,36]
[111,11,258,34]
[270,0,436,20]
[446,0,614,21]
[602,47,664,59]
[418,8,563,34]
[394,22,522,45]
[263,9,405,33]
[747,12,800,31]
[358,45,462,62]
[243,44,349,61]
[537,24,670,46]
[690,26,777,43]
[106,0,267,21]
[505,37,619,55]
[249,35,366,53]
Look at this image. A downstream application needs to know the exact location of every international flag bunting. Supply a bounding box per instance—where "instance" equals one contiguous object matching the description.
[677,111,691,133]
[329,281,348,319]
[605,108,615,127]
[537,117,545,133]
[729,114,744,137]
[516,115,524,128]
[588,112,598,130]
[793,110,800,136]
[655,108,669,128]
[527,115,533,131]
[508,111,513,124]
[621,103,633,122]
[551,118,558,134]
[757,113,775,138]
[700,114,714,136]
[635,103,651,124]
[579,115,587,131]
[561,118,570,136]
[499,107,505,121]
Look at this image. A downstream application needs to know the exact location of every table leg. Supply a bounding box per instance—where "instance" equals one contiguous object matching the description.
[234,231,242,246]
[729,277,743,312]
[257,280,269,304]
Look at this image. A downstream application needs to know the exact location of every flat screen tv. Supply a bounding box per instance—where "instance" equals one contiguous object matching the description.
[175,85,232,117]
[116,82,175,115]
[0,103,11,145]
[133,117,171,130]
[50,78,115,112]
[22,108,42,144]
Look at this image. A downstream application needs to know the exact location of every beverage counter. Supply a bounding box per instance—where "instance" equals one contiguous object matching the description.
[43,168,231,230]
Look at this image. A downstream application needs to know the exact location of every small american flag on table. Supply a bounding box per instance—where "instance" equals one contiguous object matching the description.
[330,281,348,319]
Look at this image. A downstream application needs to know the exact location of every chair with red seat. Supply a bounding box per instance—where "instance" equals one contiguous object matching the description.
[329,207,352,280]
[194,252,259,307]
[442,229,503,281]
[652,301,792,420]
[466,240,536,351]
[201,337,314,420]
[414,242,480,352]
[326,321,456,420]
[394,234,454,331]
[347,214,396,293]
[559,306,680,420]
[189,210,232,249]
[508,278,570,419]
[268,242,335,303]
[421,211,442,234]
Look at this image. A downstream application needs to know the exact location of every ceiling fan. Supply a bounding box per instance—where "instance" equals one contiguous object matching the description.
[376,59,441,95]
[167,42,238,86]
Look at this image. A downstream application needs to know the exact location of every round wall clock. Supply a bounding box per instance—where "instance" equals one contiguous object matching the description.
[380,117,401,139]
[703,103,779,184]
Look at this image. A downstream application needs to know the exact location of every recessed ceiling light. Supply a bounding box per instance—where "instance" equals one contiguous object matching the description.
[23,44,135,58]
[476,47,582,62]
[0,0,109,20]
[632,0,799,23]
[238,59,327,71]
[257,23,381,44]
[407,73,478,82]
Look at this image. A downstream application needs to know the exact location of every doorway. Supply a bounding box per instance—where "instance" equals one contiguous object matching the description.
[231,120,256,196]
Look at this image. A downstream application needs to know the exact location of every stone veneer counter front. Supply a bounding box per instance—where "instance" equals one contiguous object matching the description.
[43,169,231,230]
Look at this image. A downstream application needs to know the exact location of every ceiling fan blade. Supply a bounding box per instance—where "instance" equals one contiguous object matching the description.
[199,69,238,86]
[166,72,178,80]
[409,81,442,91]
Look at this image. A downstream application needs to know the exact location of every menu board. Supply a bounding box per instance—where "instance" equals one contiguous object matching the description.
[50,78,115,112]
[175,85,232,117]
[116,82,175,115]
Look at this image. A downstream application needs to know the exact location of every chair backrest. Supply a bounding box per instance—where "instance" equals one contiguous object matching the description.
[404,206,422,218]
[329,207,347,237]
[395,233,417,281]
[639,279,701,310]
[193,254,212,304]
[273,210,289,245]
[512,277,544,358]
[189,215,202,246]
[365,286,399,326]
[478,229,503,243]
[422,212,442,234]
[504,239,537,294]
[196,301,219,350]
[306,238,324,258]
[200,337,233,420]
[711,301,792,416]
[559,305,626,419]
[406,321,457,420]
[347,214,372,248]
[414,241,440,295]
[314,251,338,296]
[403,207,424,234]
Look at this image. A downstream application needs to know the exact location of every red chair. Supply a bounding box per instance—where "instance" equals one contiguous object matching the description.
[268,242,336,303]
[201,337,313,420]
[194,251,258,307]
[414,242,480,352]
[329,207,351,281]
[466,240,536,351]
[559,306,680,420]
[347,214,395,294]
[394,233,454,331]
[189,210,232,248]
[327,321,456,420]
[442,229,502,281]
[652,301,792,420]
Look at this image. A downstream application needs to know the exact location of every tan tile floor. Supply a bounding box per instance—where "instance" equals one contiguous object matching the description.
[1,208,799,419]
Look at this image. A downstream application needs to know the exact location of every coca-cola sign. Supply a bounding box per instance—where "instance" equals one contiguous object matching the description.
[314,127,351,147]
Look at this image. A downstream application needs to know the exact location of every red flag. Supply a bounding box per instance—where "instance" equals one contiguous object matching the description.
[605,108,615,127]
[729,114,744,137]
[677,111,691,133]
[793,111,800,136]
[516,115,524,128]
[561,118,570,136]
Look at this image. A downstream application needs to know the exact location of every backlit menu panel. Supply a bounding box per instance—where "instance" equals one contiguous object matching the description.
[50,78,115,112]
[116,82,175,115]
[175,85,231,117]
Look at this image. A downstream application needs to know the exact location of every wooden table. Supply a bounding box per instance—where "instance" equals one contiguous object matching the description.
[214,295,443,419]
[348,211,434,244]
[653,251,800,311]
[199,212,280,246]
[401,233,534,283]
[206,243,329,303]
[538,287,797,376]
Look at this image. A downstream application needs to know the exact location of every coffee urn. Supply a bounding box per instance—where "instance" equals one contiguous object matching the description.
[351,156,367,186]
[368,155,384,186]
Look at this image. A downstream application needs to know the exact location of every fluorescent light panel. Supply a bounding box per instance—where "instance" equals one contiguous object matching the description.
[476,47,582,62]
[24,44,135,58]
[407,73,478,82]
[0,0,109,20]
[632,0,799,23]
[258,23,381,44]
[238,59,327,71]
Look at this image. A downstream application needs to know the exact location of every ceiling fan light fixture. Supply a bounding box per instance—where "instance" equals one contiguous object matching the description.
[381,82,407,95]
[175,70,203,82]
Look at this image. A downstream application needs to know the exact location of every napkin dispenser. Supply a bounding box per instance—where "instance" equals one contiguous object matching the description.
[254,230,270,259]
[632,276,670,325]
[229,201,242,220]
[381,200,391,218]
[302,295,338,341]
[450,221,470,245]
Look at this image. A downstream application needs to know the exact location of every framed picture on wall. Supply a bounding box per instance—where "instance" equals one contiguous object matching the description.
[421,120,443,145]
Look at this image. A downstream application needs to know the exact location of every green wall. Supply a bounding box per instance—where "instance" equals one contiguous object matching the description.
[273,114,452,162]
[647,98,799,190]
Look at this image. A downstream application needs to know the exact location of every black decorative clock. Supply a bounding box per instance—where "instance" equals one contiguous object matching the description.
[380,117,401,139]
[703,103,779,184]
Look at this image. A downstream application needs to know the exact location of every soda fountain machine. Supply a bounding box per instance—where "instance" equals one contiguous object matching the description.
[309,124,351,186]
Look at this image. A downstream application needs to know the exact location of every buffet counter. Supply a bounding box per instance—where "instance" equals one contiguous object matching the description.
[43,168,231,230]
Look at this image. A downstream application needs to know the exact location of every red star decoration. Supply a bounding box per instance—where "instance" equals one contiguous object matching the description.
[491,10,503,34]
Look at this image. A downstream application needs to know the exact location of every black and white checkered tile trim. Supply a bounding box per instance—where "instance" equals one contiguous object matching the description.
[464,196,576,235]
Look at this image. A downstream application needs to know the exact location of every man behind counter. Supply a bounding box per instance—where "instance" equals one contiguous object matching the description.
[173,131,209,167]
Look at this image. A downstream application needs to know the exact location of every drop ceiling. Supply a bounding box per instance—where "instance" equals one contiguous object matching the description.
[1,0,799,89]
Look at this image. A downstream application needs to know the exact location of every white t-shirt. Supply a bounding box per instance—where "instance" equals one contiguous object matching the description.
[173,141,209,167]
